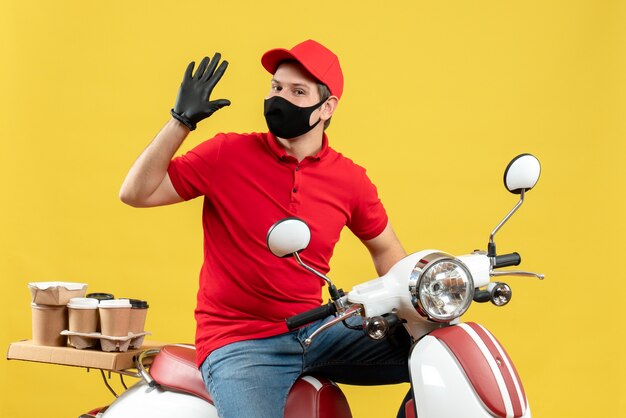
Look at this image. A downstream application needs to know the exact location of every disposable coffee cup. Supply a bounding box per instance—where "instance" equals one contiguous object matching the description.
[31,303,68,346]
[99,299,132,337]
[67,298,99,333]
[125,299,149,334]
[86,293,114,331]
[86,293,114,301]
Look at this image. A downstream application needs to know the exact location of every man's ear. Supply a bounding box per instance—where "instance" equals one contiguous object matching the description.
[320,96,339,122]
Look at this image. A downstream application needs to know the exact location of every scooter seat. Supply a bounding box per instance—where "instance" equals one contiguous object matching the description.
[149,344,213,403]
[149,344,352,417]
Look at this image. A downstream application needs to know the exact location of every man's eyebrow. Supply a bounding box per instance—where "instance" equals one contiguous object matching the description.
[271,78,311,89]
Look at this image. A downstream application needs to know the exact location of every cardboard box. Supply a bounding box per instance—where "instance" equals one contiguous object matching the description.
[6,340,165,371]
[29,282,88,305]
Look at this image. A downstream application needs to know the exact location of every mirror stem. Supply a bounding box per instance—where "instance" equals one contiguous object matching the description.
[293,253,341,300]
[488,189,526,257]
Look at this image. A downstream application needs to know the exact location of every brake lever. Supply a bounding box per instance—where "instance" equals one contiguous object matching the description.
[490,270,545,280]
[304,305,362,346]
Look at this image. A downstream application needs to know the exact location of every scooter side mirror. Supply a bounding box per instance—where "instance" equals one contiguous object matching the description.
[503,154,541,194]
[489,153,541,259]
[266,218,311,258]
[267,218,339,296]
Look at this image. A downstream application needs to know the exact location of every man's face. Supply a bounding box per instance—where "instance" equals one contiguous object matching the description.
[267,61,322,108]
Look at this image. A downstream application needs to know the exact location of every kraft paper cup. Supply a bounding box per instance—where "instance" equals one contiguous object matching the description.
[126,299,149,334]
[99,299,131,337]
[31,303,68,346]
[85,293,114,331]
[86,293,114,301]
[67,298,99,333]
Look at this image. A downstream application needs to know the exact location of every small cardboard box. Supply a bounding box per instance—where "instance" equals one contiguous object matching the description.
[29,282,88,305]
[6,340,165,371]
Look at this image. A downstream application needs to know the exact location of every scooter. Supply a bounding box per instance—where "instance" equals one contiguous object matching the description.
[82,153,543,418]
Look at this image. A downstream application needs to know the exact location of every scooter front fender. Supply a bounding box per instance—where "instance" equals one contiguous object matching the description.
[101,380,217,418]
[409,322,530,418]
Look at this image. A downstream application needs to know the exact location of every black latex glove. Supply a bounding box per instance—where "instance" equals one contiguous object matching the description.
[171,53,230,131]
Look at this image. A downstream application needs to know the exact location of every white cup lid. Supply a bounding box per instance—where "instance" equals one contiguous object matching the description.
[67,297,99,309]
[99,299,132,308]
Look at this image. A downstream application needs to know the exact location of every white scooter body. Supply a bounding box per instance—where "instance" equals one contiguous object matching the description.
[348,250,531,418]
[98,250,529,418]
[101,381,216,418]
[410,327,530,418]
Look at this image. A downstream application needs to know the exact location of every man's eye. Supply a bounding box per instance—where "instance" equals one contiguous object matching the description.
[294,89,305,95]
[272,85,282,91]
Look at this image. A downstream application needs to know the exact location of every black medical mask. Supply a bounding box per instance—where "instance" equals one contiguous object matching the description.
[264,96,326,139]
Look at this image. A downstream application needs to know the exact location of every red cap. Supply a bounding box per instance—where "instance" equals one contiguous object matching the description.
[261,39,344,99]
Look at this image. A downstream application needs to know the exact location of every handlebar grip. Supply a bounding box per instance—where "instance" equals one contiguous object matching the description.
[494,252,521,268]
[473,289,491,303]
[286,303,337,331]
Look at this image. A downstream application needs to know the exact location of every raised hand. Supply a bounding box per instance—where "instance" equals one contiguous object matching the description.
[170,53,231,131]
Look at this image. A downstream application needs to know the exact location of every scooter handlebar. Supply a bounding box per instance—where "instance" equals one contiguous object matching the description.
[286,303,337,330]
[494,252,521,268]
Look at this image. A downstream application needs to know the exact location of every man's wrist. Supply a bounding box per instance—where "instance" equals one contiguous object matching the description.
[170,109,196,131]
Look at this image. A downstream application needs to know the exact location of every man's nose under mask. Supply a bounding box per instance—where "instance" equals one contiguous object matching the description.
[264,96,326,139]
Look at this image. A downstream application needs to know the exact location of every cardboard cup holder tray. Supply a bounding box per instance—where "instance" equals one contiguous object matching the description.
[61,330,151,352]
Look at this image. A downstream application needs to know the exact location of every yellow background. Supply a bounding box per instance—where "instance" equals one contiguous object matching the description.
[1,1,625,417]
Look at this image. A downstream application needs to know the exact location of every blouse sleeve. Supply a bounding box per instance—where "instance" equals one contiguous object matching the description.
[167,133,226,200]
[347,169,389,241]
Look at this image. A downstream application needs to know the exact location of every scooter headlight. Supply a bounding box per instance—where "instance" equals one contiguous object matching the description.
[409,253,474,322]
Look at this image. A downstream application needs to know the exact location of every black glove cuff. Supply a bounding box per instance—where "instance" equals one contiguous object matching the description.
[170,109,196,131]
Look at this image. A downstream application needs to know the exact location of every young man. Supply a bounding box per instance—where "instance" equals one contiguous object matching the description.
[120,39,411,417]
